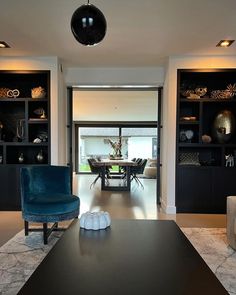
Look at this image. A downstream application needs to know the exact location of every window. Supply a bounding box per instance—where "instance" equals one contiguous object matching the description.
[77,126,157,173]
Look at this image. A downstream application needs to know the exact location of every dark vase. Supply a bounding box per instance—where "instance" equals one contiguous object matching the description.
[18,153,24,163]
[16,119,25,142]
[36,150,44,163]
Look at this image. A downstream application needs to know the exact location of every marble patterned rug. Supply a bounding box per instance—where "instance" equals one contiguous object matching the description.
[182,228,236,295]
[0,227,235,295]
[0,230,63,295]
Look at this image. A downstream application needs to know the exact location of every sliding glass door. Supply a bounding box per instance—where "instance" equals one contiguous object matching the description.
[77,127,119,172]
[75,125,157,173]
[121,128,157,160]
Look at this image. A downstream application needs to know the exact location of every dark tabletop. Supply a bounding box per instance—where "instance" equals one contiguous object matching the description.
[18,219,228,295]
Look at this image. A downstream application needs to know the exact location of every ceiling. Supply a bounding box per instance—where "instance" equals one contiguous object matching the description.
[0,0,236,68]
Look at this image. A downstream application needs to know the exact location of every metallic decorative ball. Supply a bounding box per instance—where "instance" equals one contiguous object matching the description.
[212,110,236,143]
[71,4,107,46]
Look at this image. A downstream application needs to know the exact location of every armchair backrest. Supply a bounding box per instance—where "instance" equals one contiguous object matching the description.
[20,166,71,203]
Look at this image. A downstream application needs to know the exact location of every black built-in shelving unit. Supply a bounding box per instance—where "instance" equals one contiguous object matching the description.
[176,69,236,213]
[0,70,51,210]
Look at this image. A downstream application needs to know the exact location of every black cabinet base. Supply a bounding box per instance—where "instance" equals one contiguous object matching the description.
[176,166,236,213]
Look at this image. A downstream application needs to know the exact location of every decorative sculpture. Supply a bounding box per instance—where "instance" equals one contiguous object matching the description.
[31,86,46,99]
[108,137,122,159]
[16,119,25,141]
[33,108,47,119]
[226,154,234,167]
[212,110,235,143]
[7,89,20,98]
[80,211,111,230]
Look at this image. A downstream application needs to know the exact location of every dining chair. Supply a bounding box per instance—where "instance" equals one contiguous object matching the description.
[20,165,80,244]
[88,158,110,188]
[130,159,147,189]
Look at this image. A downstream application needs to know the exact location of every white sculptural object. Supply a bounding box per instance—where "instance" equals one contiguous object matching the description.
[225,154,234,167]
[80,211,111,230]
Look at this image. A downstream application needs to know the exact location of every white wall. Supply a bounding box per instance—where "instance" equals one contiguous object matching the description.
[0,56,65,165]
[162,55,236,214]
[65,67,165,86]
[57,61,67,165]
[73,90,158,121]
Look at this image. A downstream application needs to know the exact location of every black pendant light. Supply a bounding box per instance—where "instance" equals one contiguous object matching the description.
[71,0,107,46]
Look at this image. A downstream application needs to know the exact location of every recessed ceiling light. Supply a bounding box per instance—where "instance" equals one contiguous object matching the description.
[216,40,235,47]
[0,41,10,48]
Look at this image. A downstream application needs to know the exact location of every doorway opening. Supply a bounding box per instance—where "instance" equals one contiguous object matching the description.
[67,87,162,203]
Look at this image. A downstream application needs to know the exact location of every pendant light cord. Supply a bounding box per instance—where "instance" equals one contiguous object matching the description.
[87,0,90,3]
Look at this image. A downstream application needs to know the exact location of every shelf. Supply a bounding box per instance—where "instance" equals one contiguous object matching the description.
[0,142,48,146]
[178,164,221,168]
[180,97,236,103]
[180,98,201,102]
[0,163,49,166]
[179,143,236,148]
[179,121,199,125]
[28,119,48,124]
[179,143,221,147]
[0,97,48,101]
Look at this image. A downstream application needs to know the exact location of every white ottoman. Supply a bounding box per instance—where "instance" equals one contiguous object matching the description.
[227,196,236,250]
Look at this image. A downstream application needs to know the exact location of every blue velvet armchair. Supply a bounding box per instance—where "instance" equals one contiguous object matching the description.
[20,165,80,244]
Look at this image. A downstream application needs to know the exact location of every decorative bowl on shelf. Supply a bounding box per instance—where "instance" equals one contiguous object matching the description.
[180,90,194,97]
[0,88,10,98]
[31,86,46,99]
[180,116,197,121]
[210,90,234,99]
[181,87,207,99]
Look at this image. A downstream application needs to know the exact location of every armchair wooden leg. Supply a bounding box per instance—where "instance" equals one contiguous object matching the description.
[43,223,48,244]
[24,221,68,244]
[24,221,29,236]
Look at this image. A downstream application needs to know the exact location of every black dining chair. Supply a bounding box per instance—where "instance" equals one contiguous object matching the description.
[88,158,102,188]
[135,158,143,165]
[130,159,147,189]
[88,158,110,188]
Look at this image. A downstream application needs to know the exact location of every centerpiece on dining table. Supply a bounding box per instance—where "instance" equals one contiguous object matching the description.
[107,137,123,160]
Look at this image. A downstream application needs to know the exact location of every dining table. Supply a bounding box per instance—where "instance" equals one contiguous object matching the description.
[94,158,137,191]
